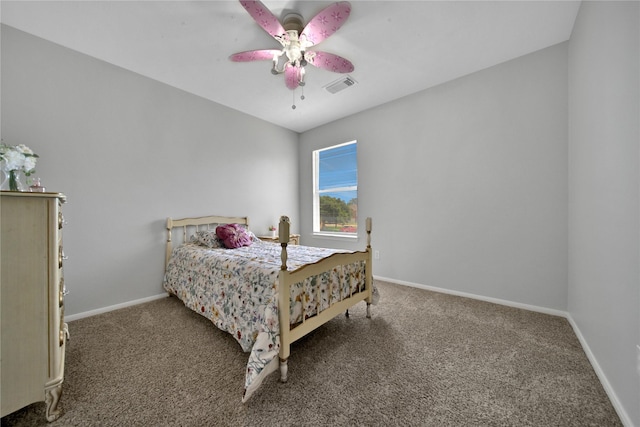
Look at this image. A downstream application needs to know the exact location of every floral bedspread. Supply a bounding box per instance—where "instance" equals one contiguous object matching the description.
[162,240,367,401]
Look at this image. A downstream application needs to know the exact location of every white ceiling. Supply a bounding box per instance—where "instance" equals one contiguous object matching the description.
[1,1,580,133]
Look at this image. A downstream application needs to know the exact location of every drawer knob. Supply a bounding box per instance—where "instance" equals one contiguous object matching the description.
[58,248,68,268]
[59,279,68,307]
[59,323,69,347]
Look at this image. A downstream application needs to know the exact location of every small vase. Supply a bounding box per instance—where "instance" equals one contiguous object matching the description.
[1,170,26,191]
[0,169,9,191]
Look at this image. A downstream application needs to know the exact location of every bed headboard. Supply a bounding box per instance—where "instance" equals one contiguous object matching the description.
[165,215,250,268]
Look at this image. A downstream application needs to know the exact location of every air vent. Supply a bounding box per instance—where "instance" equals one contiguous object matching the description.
[323,76,357,94]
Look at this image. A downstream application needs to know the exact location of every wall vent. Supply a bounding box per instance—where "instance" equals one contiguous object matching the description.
[323,76,357,94]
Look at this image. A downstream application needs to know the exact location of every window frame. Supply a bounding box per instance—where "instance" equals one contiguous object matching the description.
[312,140,358,238]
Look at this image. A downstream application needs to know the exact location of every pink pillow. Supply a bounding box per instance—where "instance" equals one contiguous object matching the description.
[215,224,253,249]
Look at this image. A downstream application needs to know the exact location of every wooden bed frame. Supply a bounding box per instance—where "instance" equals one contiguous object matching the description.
[165,214,373,384]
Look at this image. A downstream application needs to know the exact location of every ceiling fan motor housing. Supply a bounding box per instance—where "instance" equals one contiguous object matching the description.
[282,13,304,33]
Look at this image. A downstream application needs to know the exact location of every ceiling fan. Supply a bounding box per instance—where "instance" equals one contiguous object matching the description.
[230,1,354,108]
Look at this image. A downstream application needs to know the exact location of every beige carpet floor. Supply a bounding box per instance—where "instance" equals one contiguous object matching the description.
[2,281,621,426]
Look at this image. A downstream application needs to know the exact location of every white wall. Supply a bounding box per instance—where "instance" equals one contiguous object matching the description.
[1,25,300,317]
[300,43,568,311]
[568,2,640,425]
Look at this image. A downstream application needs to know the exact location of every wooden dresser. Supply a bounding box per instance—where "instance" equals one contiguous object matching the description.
[0,191,67,421]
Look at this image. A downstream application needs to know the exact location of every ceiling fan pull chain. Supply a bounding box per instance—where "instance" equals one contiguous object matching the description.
[292,90,296,110]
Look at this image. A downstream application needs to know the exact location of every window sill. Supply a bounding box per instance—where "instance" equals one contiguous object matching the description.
[311,232,359,241]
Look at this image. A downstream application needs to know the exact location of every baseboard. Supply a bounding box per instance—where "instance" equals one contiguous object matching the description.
[64,293,168,322]
[565,315,634,427]
[373,275,567,317]
[373,275,633,426]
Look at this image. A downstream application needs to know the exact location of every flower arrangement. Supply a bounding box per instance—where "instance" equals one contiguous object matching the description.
[0,143,39,191]
[268,225,277,231]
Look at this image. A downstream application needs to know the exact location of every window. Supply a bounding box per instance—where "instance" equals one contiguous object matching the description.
[313,141,358,236]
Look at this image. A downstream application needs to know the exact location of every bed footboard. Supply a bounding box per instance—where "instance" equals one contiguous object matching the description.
[277,216,373,382]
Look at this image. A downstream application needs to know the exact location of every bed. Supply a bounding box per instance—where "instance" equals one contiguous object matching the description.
[162,215,373,402]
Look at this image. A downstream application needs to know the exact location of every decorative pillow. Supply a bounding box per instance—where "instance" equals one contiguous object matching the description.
[216,223,253,249]
[191,230,224,248]
[246,229,260,242]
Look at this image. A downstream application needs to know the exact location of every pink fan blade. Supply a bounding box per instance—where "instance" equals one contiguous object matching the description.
[308,51,354,73]
[239,1,286,39]
[284,63,300,90]
[301,2,351,46]
[230,49,281,62]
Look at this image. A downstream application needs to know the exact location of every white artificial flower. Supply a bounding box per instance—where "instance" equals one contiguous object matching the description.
[4,150,25,171]
[23,156,37,173]
[0,143,38,176]
[15,144,34,155]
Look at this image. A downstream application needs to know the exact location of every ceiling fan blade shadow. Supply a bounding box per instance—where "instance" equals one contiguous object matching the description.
[230,49,281,62]
[301,1,351,46]
[239,0,286,40]
[308,51,354,73]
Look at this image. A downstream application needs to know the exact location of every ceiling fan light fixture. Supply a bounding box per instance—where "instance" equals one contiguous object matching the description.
[299,67,306,85]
